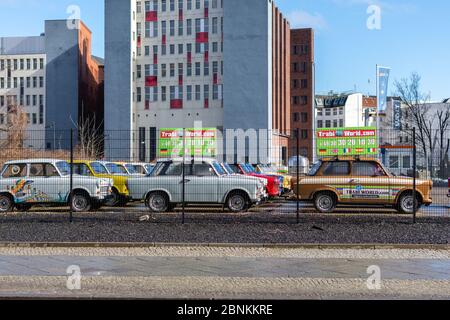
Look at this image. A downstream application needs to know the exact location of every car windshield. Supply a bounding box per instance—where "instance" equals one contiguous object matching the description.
[55,161,70,176]
[125,164,139,174]
[212,161,226,176]
[227,164,240,174]
[308,161,322,176]
[246,164,257,173]
[106,163,127,174]
[90,162,108,174]
[222,163,234,174]
[145,164,155,174]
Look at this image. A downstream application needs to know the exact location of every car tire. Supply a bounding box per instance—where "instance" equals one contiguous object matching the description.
[105,189,120,207]
[314,192,337,213]
[227,192,248,213]
[0,194,13,213]
[71,192,92,212]
[397,192,421,214]
[146,192,169,213]
[15,204,32,212]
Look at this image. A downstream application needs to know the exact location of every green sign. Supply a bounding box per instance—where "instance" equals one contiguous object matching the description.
[316,127,378,157]
[158,128,217,157]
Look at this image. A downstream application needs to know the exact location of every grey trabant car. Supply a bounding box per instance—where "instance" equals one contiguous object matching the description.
[0,159,112,213]
[127,158,266,213]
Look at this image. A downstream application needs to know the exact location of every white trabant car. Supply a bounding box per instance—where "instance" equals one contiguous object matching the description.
[0,159,112,213]
[127,158,266,213]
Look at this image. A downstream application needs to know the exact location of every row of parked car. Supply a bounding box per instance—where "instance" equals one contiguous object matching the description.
[1,156,433,215]
[0,158,292,214]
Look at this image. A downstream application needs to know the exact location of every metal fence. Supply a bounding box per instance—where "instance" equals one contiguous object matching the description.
[0,127,449,222]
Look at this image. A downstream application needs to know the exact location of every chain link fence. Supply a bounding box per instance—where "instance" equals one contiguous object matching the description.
[0,127,449,222]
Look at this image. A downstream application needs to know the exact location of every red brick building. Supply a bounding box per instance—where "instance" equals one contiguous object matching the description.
[290,28,314,160]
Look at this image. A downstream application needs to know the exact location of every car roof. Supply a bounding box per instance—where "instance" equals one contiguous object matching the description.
[320,156,380,162]
[157,157,217,164]
[4,159,66,165]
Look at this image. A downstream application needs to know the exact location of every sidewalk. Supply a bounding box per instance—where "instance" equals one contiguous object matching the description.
[0,246,449,299]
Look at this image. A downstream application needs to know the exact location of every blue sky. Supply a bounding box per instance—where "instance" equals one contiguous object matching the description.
[0,0,449,101]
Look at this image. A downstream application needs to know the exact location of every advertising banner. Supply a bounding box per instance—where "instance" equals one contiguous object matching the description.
[316,127,378,157]
[393,100,402,130]
[377,66,391,113]
[158,128,217,158]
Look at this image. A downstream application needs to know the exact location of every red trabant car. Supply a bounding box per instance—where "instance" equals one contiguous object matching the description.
[226,163,281,198]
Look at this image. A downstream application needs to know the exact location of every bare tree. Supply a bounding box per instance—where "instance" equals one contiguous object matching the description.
[394,73,434,173]
[0,105,29,149]
[71,113,103,160]
[436,105,450,178]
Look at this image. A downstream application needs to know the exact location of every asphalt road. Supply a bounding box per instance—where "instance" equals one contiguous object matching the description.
[0,246,449,299]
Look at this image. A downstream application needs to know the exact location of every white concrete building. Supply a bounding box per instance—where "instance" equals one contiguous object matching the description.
[315,93,370,129]
[0,37,46,149]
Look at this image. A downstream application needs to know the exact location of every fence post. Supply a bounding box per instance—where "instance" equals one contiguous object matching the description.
[181,128,186,224]
[296,132,300,224]
[412,127,417,224]
[70,128,74,223]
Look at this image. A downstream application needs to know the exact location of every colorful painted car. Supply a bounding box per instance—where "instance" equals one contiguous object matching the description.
[291,157,433,214]
[127,158,266,213]
[0,159,112,212]
[72,160,130,206]
[254,164,292,193]
[227,163,281,198]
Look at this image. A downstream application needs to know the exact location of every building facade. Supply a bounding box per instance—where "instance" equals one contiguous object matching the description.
[0,20,104,151]
[105,0,291,164]
[289,28,314,160]
[0,36,46,149]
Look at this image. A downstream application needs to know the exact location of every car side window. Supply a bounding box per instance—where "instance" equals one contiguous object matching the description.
[29,164,59,177]
[74,164,93,176]
[2,164,27,178]
[322,161,350,176]
[193,164,215,176]
[353,162,386,177]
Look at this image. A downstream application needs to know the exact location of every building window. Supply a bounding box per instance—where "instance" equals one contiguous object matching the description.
[204,62,209,76]
[212,17,218,34]
[300,79,308,89]
[162,0,166,11]
[301,113,308,123]
[162,86,167,101]
[187,85,192,100]
[317,120,323,128]
[187,0,192,10]
[195,85,201,100]
[195,62,201,76]
[170,63,175,77]
[186,19,192,35]
[170,0,175,11]
[293,113,299,122]
[178,20,183,36]
[39,77,44,88]
[170,20,175,36]
[186,63,192,76]
[137,87,142,102]
[161,64,166,77]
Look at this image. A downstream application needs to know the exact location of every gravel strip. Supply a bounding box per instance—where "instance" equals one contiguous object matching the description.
[0,210,449,244]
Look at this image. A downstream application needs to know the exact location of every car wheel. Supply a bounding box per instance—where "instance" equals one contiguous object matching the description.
[105,189,120,207]
[146,192,169,213]
[397,192,421,214]
[15,204,32,212]
[71,193,92,212]
[0,195,13,213]
[314,192,337,213]
[227,192,248,213]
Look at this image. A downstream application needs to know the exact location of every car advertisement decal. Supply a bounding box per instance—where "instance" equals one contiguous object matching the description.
[7,179,52,203]
[329,185,402,200]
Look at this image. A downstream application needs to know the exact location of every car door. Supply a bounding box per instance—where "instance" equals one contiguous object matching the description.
[320,161,351,202]
[184,163,218,203]
[349,161,390,204]
[28,163,54,203]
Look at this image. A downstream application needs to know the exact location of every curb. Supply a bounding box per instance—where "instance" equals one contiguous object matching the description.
[0,242,449,250]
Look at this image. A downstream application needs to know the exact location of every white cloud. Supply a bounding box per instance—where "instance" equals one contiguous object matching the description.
[287,10,327,30]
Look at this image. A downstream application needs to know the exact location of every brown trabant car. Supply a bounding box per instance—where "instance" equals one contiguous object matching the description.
[291,157,432,214]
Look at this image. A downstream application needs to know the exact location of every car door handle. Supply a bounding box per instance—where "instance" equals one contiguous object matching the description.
[349,179,360,184]
[179,179,191,184]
